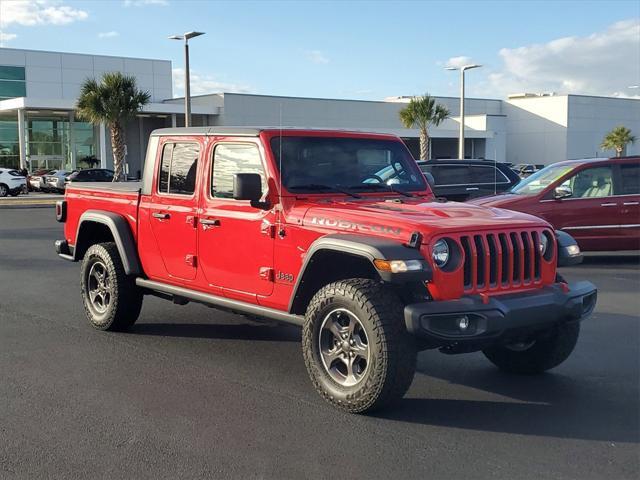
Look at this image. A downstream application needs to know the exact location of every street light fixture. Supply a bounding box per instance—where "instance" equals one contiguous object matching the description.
[445,64,482,159]
[169,31,205,127]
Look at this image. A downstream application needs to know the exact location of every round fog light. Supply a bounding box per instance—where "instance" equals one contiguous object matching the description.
[458,316,470,331]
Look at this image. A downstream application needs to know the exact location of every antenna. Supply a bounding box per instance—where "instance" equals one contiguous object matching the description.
[494,132,498,195]
[279,103,283,209]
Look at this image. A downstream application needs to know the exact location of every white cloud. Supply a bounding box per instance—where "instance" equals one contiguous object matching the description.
[481,19,640,98]
[123,0,168,6]
[444,56,474,69]
[98,31,119,38]
[172,68,252,96]
[0,0,88,27]
[306,50,329,65]
[0,32,18,43]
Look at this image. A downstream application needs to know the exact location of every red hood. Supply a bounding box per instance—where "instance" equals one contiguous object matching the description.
[299,197,549,241]
[467,193,533,208]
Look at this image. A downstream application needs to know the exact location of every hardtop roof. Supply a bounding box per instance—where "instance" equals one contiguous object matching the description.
[150,126,400,138]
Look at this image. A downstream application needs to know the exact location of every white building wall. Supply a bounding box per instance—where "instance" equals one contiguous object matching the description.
[484,115,508,161]
[504,95,569,165]
[0,48,173,102]
[567,95,640,159]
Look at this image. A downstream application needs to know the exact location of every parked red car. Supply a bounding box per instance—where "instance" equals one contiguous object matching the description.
[470,156,640,251]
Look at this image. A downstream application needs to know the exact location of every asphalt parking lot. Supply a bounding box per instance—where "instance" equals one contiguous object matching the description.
[1,208,638,479]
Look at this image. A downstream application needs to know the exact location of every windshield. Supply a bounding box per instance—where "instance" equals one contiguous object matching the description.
[270,136,427,194]
[510,164,574,195]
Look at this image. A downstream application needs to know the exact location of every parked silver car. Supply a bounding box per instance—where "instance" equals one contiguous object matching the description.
[43,170,74,193]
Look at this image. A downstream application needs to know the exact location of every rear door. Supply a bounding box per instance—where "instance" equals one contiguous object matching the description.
[614,161,640,250]
[468,164,513,198]
[146,138,201,281]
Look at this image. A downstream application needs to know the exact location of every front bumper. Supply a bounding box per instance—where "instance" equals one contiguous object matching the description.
[405,281,597,351]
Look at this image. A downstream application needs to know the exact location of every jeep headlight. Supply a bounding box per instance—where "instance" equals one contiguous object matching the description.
[432,239,450,268]
[539,233,549,256]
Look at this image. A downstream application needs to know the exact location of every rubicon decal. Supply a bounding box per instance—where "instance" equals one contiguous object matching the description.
[309,216,402,235]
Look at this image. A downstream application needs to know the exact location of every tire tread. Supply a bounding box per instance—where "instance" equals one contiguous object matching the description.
[302,279,416,413]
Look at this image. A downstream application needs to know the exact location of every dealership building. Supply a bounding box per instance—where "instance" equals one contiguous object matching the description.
[0,47,638,176]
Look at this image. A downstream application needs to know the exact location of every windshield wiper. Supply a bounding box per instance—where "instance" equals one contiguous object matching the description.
[287,183,361,199]
[348,183,414,197]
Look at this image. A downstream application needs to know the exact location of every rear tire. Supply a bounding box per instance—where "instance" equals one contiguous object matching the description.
[482,322,580,374]
[80,242,143,331]
[302,279,417,413]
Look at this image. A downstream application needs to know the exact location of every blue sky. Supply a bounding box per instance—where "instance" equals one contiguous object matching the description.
[1,0,639,100]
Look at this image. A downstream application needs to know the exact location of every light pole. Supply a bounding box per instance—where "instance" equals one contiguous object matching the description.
[446,64,482,159]
[169,31,205,127]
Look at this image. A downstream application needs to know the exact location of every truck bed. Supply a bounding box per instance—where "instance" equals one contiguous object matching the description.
[63,182,142,245]
[66,181,142,193]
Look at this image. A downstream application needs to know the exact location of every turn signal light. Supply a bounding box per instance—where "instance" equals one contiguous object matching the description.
[374,259,424,273]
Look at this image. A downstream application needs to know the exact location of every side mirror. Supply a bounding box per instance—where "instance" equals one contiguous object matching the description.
[554,185,572,199]
[233,173,268,208]
[423,172,435,187]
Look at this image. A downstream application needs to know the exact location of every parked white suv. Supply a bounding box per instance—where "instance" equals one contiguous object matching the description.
[0,168,26,197]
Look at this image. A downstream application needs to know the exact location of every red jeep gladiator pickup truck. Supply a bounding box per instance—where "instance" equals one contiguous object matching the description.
[55,127,597,413]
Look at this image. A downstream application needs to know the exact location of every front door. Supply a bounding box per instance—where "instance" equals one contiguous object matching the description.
[538,165,618,250]
[146,139,201,281]
[198,141,275,298]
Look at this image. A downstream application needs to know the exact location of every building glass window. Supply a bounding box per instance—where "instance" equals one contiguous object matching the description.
[27,117,69,171]
[0,113,19,169]
[0,66,26,100]
[24,115,99,171]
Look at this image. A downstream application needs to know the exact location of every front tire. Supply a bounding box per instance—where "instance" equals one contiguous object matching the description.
[302,279,417,413]
[80,242,143,331]
[0,184,8,197]
[482,322,580,374]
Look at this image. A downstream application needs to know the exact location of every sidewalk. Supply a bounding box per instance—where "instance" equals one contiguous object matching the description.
[0,192,60,209]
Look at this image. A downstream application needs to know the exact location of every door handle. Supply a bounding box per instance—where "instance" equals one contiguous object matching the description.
[152,212,170,220]
[200,218,221,229]
[600,203,617,207]
[623,202,639,206]
[466,187,480,191]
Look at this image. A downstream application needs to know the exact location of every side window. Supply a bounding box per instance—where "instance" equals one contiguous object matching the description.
[618,163,640,195]
[469,165,509,185]
[212,143,266,199]
[425,165,471,185]
[561,166,613,198]
[157,142,199,195]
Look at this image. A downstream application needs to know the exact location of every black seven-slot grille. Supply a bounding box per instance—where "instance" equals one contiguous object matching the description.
[459,230,544,293]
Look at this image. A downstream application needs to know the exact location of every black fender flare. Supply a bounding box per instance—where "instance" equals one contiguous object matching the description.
[75,210,142,275]
[288,233,431,313]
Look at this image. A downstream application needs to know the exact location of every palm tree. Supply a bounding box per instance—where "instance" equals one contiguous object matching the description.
[399,94,450,160]
[601,126,636,157]
[76,72,150,181]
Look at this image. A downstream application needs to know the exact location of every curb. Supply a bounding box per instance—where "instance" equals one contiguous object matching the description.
[0,201,56,209]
